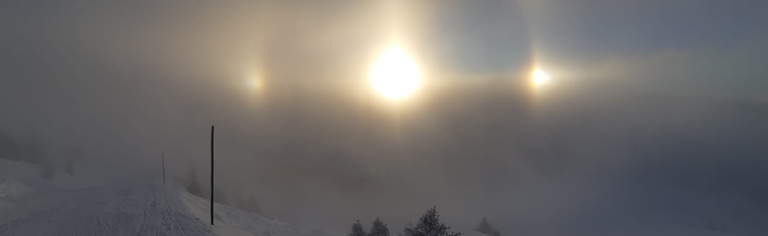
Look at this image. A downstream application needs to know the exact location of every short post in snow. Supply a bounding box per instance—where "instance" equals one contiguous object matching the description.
[162,153,166,186]
[210,125,215,226]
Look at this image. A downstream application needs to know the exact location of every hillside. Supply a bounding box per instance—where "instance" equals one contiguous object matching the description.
[0,159,337,236]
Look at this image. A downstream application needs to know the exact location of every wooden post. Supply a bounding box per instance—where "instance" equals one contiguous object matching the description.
[210,125,215,225]
[162,153,166,186]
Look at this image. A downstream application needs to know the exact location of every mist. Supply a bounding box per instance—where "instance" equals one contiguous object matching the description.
[2,0,767,235]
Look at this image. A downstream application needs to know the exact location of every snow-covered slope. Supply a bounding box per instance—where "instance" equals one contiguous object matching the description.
[0,159,338,236]
[180,188,334,236]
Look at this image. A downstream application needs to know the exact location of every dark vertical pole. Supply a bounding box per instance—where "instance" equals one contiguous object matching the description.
[161,153,166,186]
[210,125,215,225]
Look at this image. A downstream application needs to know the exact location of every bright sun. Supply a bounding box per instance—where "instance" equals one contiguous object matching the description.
[532,68,550,85]
[370,47,421,99]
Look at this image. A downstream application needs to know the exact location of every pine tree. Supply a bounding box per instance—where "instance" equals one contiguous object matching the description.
[350,220,367,236]
[403,207,461,236]
[475,217,500,236]
[368,217,390,236]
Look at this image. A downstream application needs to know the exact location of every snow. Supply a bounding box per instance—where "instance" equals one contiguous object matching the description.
[180,189,335,236]
[0,159,338,236]
[2,157,760,236]
[463,232,491,236]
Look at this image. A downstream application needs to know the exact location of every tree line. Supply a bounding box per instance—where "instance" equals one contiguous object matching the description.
[349,207,501,236]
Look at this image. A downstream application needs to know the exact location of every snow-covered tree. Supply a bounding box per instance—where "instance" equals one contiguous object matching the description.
[185,168,202,196]
[0,132,22,161]
[368,217,390,236]
[403,207,461,236]
[61,147,84,176]
[22,137,46,165]
[350,220,367,236]
[237,194,263,214]
[475,217,500,236]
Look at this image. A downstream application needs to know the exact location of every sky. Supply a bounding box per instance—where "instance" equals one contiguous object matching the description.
[1,0,768,235]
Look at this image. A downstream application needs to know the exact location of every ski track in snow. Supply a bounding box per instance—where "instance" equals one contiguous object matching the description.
[0,159,341,236]
[0,183,211,236]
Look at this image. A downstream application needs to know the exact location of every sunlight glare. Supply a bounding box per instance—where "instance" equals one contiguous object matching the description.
[246,77,262,90]
[532,69,550,86]
[370,47,421,99]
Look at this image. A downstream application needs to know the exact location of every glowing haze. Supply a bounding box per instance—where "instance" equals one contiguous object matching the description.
[1,0,768,235]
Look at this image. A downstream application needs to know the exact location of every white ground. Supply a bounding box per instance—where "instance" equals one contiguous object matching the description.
[2,157,756,236]
[0,159,337,236]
